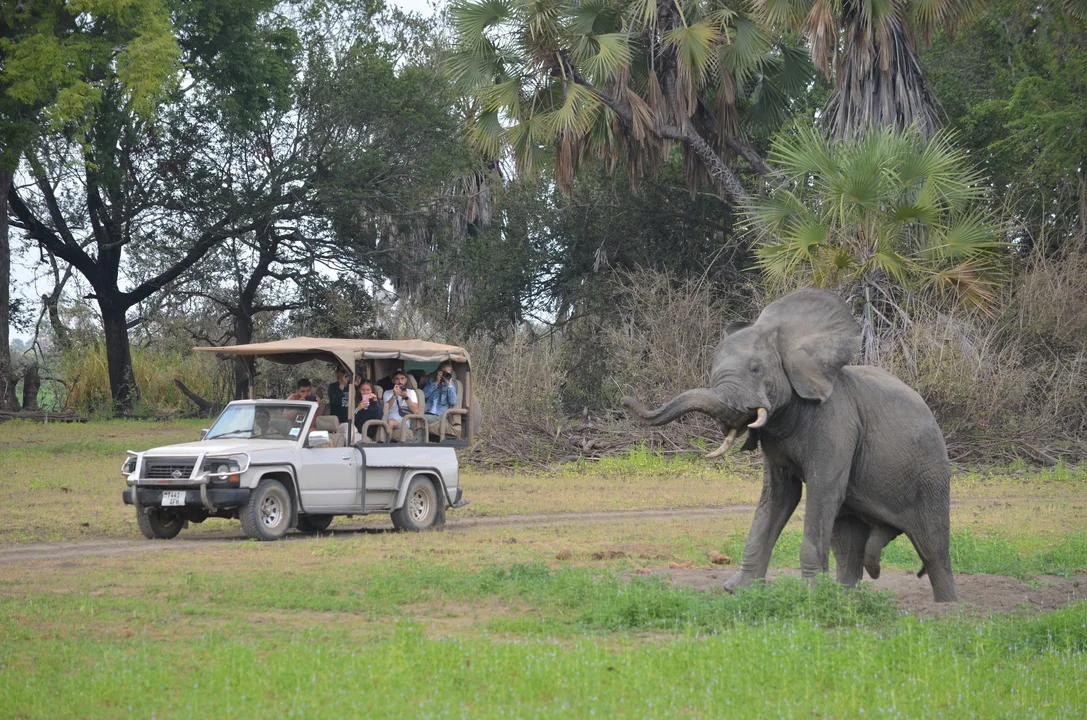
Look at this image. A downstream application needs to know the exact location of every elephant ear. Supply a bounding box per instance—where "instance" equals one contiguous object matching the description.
[754,288,861,402]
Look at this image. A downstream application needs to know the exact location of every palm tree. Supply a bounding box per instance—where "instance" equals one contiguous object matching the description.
[747,125,1007,358]
[757,0,985,138]
[447,0,814,202]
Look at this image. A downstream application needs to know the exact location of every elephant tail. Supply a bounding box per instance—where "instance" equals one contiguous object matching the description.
[621,389,732,426]
[916,565,927,579]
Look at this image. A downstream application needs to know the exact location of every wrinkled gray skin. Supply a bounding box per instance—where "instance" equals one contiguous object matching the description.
[622,288,957,602]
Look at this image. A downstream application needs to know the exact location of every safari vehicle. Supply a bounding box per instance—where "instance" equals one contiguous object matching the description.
[121,338,475,540]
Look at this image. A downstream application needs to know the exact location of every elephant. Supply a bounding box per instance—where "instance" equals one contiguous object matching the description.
[622,288,958,602]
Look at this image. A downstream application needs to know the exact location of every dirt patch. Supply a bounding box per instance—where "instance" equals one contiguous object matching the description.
[645,566,1087,616]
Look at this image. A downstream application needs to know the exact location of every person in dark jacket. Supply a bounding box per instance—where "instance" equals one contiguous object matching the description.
[353,381,384,440]
[327,366,351,426]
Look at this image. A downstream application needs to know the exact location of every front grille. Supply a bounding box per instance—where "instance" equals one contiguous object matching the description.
[143,459,197,480]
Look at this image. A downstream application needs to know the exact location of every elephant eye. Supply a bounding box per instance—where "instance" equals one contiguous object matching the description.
[749,363,761,374]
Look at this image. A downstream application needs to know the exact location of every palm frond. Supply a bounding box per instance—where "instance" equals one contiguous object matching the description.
[577,33,633,83]
[754,0,814,29]
[464,109,506,159]
[924,213,1004,261]
[476,77,524,113]
[1064,0,1087,20]
[451,0,515,39]
[508,114,551,175]
[767,125,836,180]
[909,0,986,43]
[803,0,838,79]
[720,15,769,86]
[567,0,619,34]
[540,81,602,139]
[663,21,723,85]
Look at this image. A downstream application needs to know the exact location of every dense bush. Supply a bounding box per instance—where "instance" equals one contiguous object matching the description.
[472,258,1087,466]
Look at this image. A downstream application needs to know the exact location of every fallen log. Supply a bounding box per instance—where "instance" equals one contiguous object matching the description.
[0,409,88,423]
[174,379,221,416]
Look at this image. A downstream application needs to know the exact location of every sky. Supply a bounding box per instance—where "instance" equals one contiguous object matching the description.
[8,0,447,342]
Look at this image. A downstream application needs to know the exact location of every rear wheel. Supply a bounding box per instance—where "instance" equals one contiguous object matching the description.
[240,479,292,541]
[297,514,333,533]
[136,507,184,540]
[391,477,441,532]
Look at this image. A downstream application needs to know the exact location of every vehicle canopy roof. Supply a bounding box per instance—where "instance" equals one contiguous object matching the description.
[192,337,471,373]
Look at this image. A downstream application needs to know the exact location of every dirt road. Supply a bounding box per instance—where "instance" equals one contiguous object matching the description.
[0,504,758,564]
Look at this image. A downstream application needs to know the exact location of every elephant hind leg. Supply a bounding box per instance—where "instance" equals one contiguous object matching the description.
[831,516,869,587]
[863,524,902,580]
[905,528,958,603]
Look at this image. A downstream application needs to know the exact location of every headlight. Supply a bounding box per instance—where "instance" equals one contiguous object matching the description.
[121,453,138,478]
[203,454,249,483]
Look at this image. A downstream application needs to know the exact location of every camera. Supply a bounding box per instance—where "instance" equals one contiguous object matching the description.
[304,394,317,403]
[441,371,452,380]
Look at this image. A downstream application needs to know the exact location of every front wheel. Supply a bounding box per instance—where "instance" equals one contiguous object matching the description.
[391,477,441,532]
[240,480,292,541]
[136,507,184,540]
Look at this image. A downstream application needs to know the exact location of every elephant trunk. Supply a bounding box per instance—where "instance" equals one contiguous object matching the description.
[621,388,732,426]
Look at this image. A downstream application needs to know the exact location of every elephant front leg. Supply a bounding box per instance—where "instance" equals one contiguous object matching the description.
[724,465,801,591]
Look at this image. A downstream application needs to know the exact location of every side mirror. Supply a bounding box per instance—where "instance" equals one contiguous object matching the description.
[200,429,209,440]
[307,430,330,448]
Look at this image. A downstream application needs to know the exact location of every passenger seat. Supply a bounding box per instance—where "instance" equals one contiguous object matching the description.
[314,416,345,447]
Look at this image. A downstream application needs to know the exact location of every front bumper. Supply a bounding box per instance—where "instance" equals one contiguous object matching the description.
[123,487,250,510]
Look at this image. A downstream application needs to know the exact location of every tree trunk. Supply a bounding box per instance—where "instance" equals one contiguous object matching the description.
[0,168,20,411]
[233,311,254,400]
[826,8,942,140]
[174,379,218,415]
[21,362,40,411]
[101,303,136,412]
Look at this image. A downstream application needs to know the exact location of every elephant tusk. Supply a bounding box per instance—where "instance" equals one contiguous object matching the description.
[748,407,769,429]
[705,428,738,459]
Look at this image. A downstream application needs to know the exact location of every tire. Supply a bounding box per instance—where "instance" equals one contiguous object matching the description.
[240,479,292,541]
[136,507,184,540]
[390,476,441,532]
[297,514,333,533]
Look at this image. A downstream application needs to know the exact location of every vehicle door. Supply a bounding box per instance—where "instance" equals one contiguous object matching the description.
[297,444,362,510]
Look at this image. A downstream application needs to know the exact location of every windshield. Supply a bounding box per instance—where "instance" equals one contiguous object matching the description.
[205,404,309,440]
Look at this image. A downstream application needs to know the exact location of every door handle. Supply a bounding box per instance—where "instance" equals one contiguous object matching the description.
[341,454,351,460]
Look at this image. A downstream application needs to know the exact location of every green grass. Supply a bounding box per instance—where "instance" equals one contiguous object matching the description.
[1,563,1085,718]
[703,529,1087,579]
[0,562,899,635]
[3,615,1085,719]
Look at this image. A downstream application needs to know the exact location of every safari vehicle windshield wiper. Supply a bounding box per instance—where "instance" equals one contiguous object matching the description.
[206,431,253,439]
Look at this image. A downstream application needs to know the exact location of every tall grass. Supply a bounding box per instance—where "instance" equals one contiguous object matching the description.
[58,345,227,416]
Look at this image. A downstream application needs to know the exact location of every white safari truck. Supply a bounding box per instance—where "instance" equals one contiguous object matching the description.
[121,338,475,540]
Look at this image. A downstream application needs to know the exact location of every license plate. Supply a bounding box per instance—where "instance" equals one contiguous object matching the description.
[161,491,187,506]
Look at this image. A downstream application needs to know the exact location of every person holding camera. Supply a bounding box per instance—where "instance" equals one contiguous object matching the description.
[382,369,419,439]
[353,380,384,441]
[422,361,459,437]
